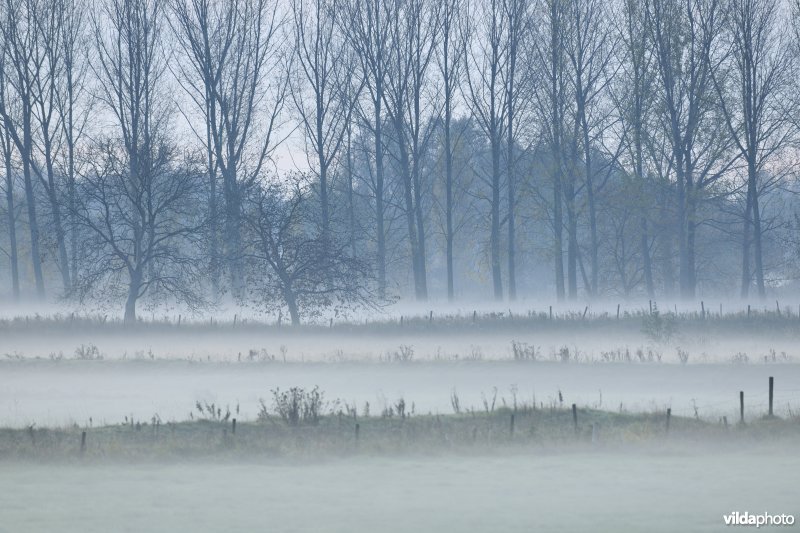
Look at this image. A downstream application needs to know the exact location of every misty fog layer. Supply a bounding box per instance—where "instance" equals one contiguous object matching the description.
[2,360,798,427]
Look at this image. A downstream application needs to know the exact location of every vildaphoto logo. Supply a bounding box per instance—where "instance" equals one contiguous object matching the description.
[723,512,795,527]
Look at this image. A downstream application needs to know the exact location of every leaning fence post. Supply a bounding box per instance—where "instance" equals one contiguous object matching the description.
[232,418,236,435]
[616,304,620,320]
[355,423,360,448]
[510,413,515,437]
[80,431,86,455]
[701,301,705,319]
[549,306,553,320]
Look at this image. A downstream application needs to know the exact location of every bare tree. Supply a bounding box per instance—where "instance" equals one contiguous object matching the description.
[56,0,90,290]
[503,0,530,301]
[243,174,373,325]
[0,0,47,298]
[83,0,206,322]
[715,0,794,298]
[530,0,568,300]
[0,92,19,299]
[564,0,614,297]
[31,0,74,293]
[612,0,657,297]
[382,0,440,301]
[437,0,468,301]
[647,0,730,298]
[339,0,392,299]
[290,0,361,256]
[170,0,287,299]
[464,0,510,300]
[74,142,208,322]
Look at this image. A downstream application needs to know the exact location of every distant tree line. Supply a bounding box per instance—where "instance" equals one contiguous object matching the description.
[1,0,800,322]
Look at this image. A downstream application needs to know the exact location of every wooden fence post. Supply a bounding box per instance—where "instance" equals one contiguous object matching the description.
[572,404,578,435]
[769,377,774,417]
[740,391,744,424]
[666,408,671,435]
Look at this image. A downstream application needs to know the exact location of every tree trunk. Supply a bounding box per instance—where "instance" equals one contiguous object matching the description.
[412,145,427,301]
[223,164,244,298]
[284,284,301,326]
[676,160,690,299]
[3,134,19,300]
[124,270,142,324]
[22,130,45,299]
[490,131,503,300]
[346,125,357,258]
[641,218,654,298]
[374,85,386,299]
[397,122,423,299]
[206,91,220,298]
[752,181,765,298]
[581,114,598,297]
[444,99,454,302]
[685,181,698,298]
[740,177,753,298]
[553,155,565,301]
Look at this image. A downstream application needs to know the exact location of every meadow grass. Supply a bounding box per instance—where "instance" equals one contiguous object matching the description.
[1,404,797,462]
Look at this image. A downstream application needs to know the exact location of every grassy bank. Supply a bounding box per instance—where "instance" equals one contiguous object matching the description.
[2,407,798,462]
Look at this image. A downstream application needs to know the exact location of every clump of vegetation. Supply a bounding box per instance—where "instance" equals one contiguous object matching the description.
[450,389,461,414]
[74,344,103,361]
[245,348,276,362]
[388,344,414,362]
[642,303,676,343]
[194,401,231,422]
[381,397,411,418]
[676,347,690,365]
[763,349,791,363]
[731,352,749,364]
[262,386,325,426]
[556,345,576,363]
[511,341,538,361]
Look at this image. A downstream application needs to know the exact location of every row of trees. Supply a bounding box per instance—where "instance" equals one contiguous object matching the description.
[1,0,800,322]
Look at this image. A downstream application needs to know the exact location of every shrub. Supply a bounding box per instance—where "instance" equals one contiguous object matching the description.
[265,386,325,426]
